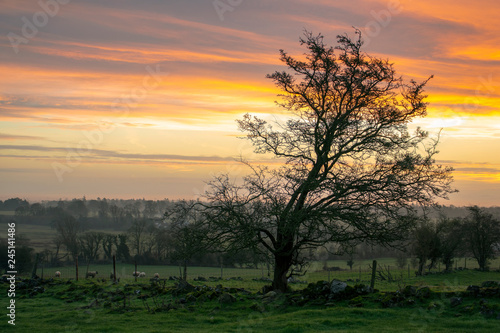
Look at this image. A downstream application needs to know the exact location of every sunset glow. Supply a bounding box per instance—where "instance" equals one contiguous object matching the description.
[1,0,499,205]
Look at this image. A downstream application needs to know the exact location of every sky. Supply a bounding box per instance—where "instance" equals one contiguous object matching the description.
[0,0,499,206]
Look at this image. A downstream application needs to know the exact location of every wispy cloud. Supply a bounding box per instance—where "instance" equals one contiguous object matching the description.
[0,144,238,163]
[0,133,45,141]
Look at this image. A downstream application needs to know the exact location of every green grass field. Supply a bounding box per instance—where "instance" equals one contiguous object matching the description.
[35,257,500,292]
[4,221,122,252]
[2,218,500,331]
[1,268,500,332]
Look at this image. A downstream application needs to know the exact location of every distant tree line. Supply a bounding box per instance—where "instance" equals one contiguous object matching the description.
[0,197,264,274]
[1,197,499,278]
[411,206,500,274]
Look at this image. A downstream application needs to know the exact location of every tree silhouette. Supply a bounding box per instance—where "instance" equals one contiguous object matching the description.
[203,30,454,292]
[464,206,500,271]
[52,213,81,260]
[164,200,209,281]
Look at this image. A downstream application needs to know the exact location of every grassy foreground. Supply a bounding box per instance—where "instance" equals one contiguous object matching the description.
[1,270,500,332]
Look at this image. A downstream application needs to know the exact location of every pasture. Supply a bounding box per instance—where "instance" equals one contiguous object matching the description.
[37,257,500,292]
[1,268,500,332]
[2,213,500,331]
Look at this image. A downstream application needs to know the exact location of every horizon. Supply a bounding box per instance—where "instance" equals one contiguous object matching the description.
[1,0,500,206]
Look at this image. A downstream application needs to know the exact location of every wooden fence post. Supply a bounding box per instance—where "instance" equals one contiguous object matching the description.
[75,257,79,281]
[113,255,116,282]
[31,253,39,279]
[370,260,377,290]
[135,261,137,282]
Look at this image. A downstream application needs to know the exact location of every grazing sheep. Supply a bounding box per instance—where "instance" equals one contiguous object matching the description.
[153,273,160,279]
[86,271,98,278]
[55,271,61,278]
[132,271,140,277]
[139,272,146,278]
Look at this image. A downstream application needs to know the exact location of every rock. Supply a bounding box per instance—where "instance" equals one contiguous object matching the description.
[348,296,364,307]
[262,291,281,303]
[481,281,500,288]
[402,285,417,296]
[186,294,197,303]
[287,277,307,284]
[219,293,236,304]
[353,284,373,295]
[250,303,266,312]
[356,284,373,294]
[261,285,274,294]
[286,293,305,305]
[466,285,480,297]
[416,286,431,299]
[330,280,347,295]
[450,297,462,307]
[174,280,195,294]
[302,281,330,299]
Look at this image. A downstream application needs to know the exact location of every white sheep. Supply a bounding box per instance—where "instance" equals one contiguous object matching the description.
[55,271,61,278]
[86,271,98,278]
[153,273,160,279]
[139,272,146,278]
[132,271,140,277]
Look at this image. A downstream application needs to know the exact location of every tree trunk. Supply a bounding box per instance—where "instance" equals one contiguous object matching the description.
[417,258,425,276]
[444,260,453,272]
[479,255,487,271]
[272,253,292,292]
[183,259,187,281]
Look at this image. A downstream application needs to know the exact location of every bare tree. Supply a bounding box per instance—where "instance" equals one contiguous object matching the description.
[436,216,464,271]
[164,201,209,281]
[143,200,158,219]
[412,219,440,276]
[79,232,104,262]
[464,206,500,271]
[202,30,454,291]
[53,213,82,260]
[115,234,130,261]
[68,199,88,219]
[124,202,141,220]
[109,204,124,224]
[153,226,171,261]
[101,234,116,260]
[128,219,148,256]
